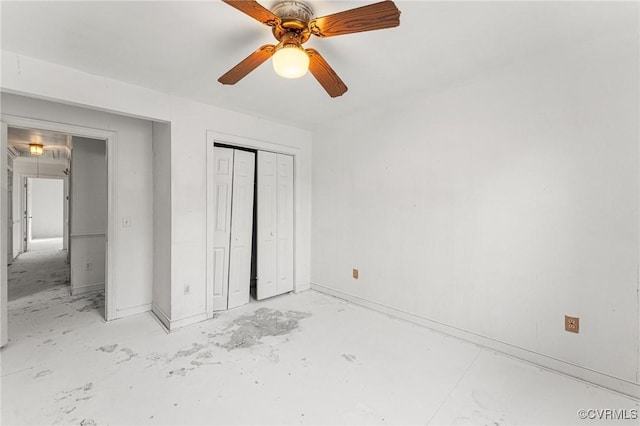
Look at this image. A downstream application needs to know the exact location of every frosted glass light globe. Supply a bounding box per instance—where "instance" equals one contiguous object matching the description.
[272,45,309,79]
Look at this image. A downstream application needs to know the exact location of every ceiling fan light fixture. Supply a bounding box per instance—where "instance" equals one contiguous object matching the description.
[272,44,309,79]
[29,144,44,156]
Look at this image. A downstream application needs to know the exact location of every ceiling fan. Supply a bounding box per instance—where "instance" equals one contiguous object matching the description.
[218,0,401,97]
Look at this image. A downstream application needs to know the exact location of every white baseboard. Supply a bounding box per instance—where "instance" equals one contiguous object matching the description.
[169,312,208,331]
[311,283,640,400]
[294,283,311,294]
[115,303,151,319]
[151,303,171,331]
[71,283,103,296]
[150,304,208,332]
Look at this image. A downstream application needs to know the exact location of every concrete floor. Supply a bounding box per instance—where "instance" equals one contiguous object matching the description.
[27,237,64,252]
[2,250,638,425]
[8,249,69,301]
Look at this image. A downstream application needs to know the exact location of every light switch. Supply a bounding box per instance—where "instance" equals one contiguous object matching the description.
[122,216,131,227]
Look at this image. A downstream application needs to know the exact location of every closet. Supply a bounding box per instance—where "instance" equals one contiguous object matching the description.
[212,147,294,311]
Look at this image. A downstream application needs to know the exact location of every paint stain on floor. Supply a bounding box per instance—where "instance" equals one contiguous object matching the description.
[342,353,357,362]
[97,344,118,353]
[215,308,311,351]
[76,293,104,312]
[174,343,206,358]
[189,350,222,367]
[117,348,138,364]
[34,369,53,379]
[167,368,190,378]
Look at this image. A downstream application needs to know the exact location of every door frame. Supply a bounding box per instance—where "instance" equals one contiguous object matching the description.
[6,161,14,266]
[1,122,8,346]
[22,174,67,253]
[205,131,300,318]
[1,114,118,326]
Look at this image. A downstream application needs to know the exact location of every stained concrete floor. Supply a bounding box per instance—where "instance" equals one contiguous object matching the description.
[2,251,639,425]
[27,237,64,252]
[8,248,70,301]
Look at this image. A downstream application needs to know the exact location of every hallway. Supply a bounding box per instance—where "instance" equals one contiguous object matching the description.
[1,249,637,425]
[8,247,69,301]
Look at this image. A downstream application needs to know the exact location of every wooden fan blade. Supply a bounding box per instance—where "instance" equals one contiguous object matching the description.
[221,0,281,27]
[218,45,276,85]
[309,1,400,38]
[306,49,348,98]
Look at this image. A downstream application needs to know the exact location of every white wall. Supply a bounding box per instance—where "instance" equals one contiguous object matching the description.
[152,121,172,326]
[1,50,312,330]
[70,137,107,235]
[70,137,107,294]
[30,178,64,239]
[311,31,639,391]
[2,93,154,318]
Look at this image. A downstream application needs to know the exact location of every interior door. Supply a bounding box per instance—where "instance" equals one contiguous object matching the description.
[25,177,32,251]
[227,150,255,309]
[256,151,278,300]
[1,122,8,348]
[212,147,234,311]
[7,169,13,265]
[257,152,294,300]
[277,154,294,293]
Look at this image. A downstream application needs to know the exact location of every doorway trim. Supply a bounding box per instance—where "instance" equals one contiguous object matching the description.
[1,114,118,322]
[21,174,68,254]
[205,131,301,319]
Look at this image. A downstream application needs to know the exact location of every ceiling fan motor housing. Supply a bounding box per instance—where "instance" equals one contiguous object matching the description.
[271,1,313,43]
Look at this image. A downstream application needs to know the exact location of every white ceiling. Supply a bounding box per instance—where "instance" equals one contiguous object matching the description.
[1,1,636,130]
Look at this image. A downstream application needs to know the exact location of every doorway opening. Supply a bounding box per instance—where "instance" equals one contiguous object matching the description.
[2,117,116,348]
[7,126,71,306]
[25,177,65,253]
[7,127,107,301]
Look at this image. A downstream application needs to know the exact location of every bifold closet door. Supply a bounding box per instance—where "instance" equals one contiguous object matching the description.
[257,151,294,300]
[227,150,255,309]
[212,147,255,311]
[257,152,277,300]
[276,154,294,294]
[212,147,233,311]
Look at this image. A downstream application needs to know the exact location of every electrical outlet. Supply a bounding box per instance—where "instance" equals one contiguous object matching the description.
[565,315,579,333]
[353,269,359,279]
[184,284,191,295]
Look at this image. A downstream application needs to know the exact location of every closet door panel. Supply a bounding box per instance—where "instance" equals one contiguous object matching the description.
[212,148,234,311]
[257,151,278,300]
[277,154,294,294]
[227,150,255,309]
